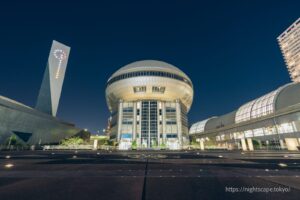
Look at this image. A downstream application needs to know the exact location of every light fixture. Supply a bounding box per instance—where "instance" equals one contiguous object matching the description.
[4,163,14,168]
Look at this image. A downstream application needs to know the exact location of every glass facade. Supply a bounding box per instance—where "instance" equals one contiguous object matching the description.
[189,118,212,134]
[235,87,282,123]
[140,101,158,148]
[114,100,188,150]
[107,70,193,87]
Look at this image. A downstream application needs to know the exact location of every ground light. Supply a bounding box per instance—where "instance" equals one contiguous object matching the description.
[4,163,14,168]
[278,163,288,167]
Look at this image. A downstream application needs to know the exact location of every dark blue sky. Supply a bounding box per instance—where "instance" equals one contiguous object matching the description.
[0,0,298,133]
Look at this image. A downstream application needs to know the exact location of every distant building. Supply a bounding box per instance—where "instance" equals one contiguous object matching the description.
[278,18,300,82]
[0,41,82,145]
[105,60,193,150]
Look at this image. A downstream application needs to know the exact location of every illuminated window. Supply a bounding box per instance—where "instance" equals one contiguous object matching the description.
[244,130,253,138]
[133,86,146,93]
[253,128,264,137]
[233,132,244,139]
[264,126,277,135]
[277,122,295,134]
[220,134,225,141]
[152,86,165,93]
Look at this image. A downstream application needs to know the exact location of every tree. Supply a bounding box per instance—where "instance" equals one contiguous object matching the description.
[131,139,137,150]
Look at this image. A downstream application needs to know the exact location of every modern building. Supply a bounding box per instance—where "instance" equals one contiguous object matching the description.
[0,40,82,145]
[105,60,193,150]
[189,83,300,151]
[278,18,300,82]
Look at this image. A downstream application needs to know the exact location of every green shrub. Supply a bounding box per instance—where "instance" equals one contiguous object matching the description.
[61,137,84,146]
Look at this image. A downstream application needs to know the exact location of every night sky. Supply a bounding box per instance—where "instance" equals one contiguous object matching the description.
[0,0,299,133]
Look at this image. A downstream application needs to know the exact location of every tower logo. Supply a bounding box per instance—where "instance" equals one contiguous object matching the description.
[53,49,67,79]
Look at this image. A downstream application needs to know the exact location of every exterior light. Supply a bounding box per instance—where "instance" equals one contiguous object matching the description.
[278,163,288,167]
[72,155,77,159]
[4,163,14,168]
[53,49,66,79]
[5,155,10,159]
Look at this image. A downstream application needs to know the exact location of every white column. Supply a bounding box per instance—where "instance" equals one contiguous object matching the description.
[117,100,123,142]
[200,139,205,150]
[133,102,137,140]
[137,101,142,148]
[157,101,161,146]
[241,138,247,151]
[285,138,299,151]
[279,139,285,150]
[162,102,166,142]
[176,100,183,148]
[93,139,98,150]
[247,138,254,151]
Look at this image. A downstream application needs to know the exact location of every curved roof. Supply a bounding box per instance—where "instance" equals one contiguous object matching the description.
[189,117,216,134]
[189,82,300,135]
[109,60,191,82]
[234,83,296,123]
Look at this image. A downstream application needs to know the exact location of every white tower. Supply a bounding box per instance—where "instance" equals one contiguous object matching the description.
[35,40,70,116]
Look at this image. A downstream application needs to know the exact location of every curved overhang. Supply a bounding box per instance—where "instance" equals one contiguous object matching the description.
[106,60,194,113]
[109,60,191,83]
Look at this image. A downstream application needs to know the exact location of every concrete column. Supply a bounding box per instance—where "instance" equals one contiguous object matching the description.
[176,100,183,148]
[247,138,254,151]
[200,140,205,150]
[162,102,166,142]
[117,100,123,142]
[157,101,161,146]
[279,139,285,150]
[237,141,241,150]
[285,138,299,151]
[241,138,247,151]
[133,102,137,140]
[137,101,142,148]
[93,139,98,150]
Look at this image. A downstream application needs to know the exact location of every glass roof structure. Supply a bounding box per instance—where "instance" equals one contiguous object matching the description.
[189,118,215,134]
[235,86,284,123]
